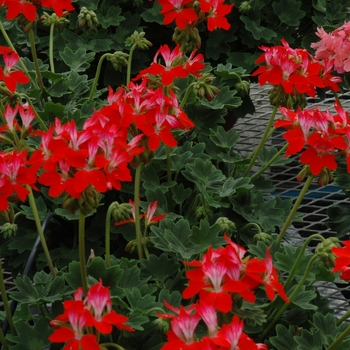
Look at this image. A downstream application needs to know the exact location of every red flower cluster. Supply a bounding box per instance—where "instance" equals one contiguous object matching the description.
[0,46,30,93]
[135,43,205,86]
[252,39,341,97]
[158,235,287,349]
[158,0,234,31]
[332,241,350,281]
[274,102,350,178]
[2,0,74,22]
[49,280,134,350]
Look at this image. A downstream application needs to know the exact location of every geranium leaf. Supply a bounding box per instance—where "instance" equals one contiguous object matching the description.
[258,146,293,167]
[294,328,323,349]
[189,220,225,249]
[206,29,237,60]
[99,5,125,29]
[125,287,161,313]
[327,204,350,238]
[269,324,299,350]
[118,261,150,291]
[210,125,240,149]
[272,0,306,26]
[219,177,253,197]
[59,47,95,72]
[140,1,163,24]
[141,253,180,284]
[171,183,192,205]
[200,86,242,109]
[240,15,277,41]
[6,317,51,350]
[289,285,318,310]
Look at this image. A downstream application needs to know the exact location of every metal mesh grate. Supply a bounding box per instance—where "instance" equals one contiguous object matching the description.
[235,84,350,316]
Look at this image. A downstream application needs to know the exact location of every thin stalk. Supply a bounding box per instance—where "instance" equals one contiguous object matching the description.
[284,233,325,290]
[0,326,8,350]
[238,222,262,234]
[166,145,174,211]
[276,175,314,243]
[126,44,137,86]
[88,53,111,103]
[327,323,350,349]
[134,164,144,260]
[244,105,279,176]
[105,202,117,268]
[49,23,55,73]
[250,144,288,182]
[100,344,126,350]
[0,254,16,335]
[337,308,350,327]
[26,186,56,278]
[28,29,47,101]
[259,255,318,341]
[78,212,89,295]
[180,83,196,108]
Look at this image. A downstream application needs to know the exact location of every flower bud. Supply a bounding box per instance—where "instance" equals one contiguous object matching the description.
[78,186,100,216]
[193,73,220,100]
[235,80,250,97]
[0,205,15,226]
[41,11,70,30]
[215,217,236,235]
[254,231,272,244]
[297,165,311,182]
[239,1,252,14]
[152,317,170,334]
[316,237,341,269]
[112,202,132,223]
[126,31,152,50]
[77,7,99,31]
[1,223,18,238]
[109,51,129,72]
[62,194,80,214]
[318,168,333,186]
[195,205,213,220]
[16,13,36,32]
[173,26,201,52]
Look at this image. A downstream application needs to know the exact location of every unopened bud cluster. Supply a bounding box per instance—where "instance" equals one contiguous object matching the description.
[41,11,70,29]
[235,80,250,96]
[110,52,129,72]
[269,85,307,109]
[173,27,201,53]
[126,31,152,50]
[216,217,236,235]
[192,73,220,100]
[111,202,132,223]
[316,237,340,269]
[77,7,99,31]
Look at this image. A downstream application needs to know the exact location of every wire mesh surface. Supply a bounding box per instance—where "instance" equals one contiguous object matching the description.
[235,84,350,317]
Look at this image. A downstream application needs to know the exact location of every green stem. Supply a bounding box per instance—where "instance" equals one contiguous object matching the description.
[337,309,350,327]
[145,307,167,316]
[105,202,117,268]
[126,43,137,86]
[26,186,56,278]
[0,325,8,350]
[250,143,288,182]
[276,175,314,243]
[284,234,325,290]
[20,93,47,131]
[166,145,174,212]
[134,164,144,260]
[88,53,111,103]
[49,23,55,73]
[327,323,350,349]
[79,212,89,295]
[100,343,126,350]
[28,29,47,101]
[244,105,279,176]
[238,222,262,234]
[180,83,196,108]
[0,254,16,336]
[259,255,318,341]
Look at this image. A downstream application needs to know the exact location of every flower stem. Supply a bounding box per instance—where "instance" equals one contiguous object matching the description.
[78,212,89,295]
[244,105,279,176]
[238,222,262,234]
[0,325,8,350]
[259,254,318,341]
[88,53,111,103]
[284,233,325,290]
[134,164,144,260]
[276,175,314,243]
[250,143,288,182]
[105,202,117,268]
[49,23,55,73]
[126,43,138,86]
[180,82,196,108]
[0,253,16,336]
[166,145,174,212]
[327,324,350,350]
[20,93,47,131]
[26,186,56,278]
[337,309,350,327]
[28,29,47,102]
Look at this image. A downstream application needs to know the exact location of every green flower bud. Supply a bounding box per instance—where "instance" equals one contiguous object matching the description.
[235,80,250,97]
[1,223,18,238]
[316,237,341,269]
[111,202,132,223]
[195,206,213,220]
[16,13,36,32]
[0,205,15,226]
[77,7,99,32]
[62,194,80,214]
[109,51,129,72]
[152,317,170,334]
[297,165,311,182]
[318,168,333,186]
[125,31,152,50]
[239,1,252,14]
[215,217,236,235]
[193,73,220,100]
[172,26,201,52]
[78,186,100,216]
[254,231,273,245]
[40,11,70,30]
